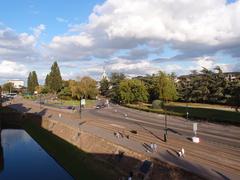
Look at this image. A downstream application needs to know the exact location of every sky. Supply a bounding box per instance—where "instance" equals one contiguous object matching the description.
[0,0,239,84]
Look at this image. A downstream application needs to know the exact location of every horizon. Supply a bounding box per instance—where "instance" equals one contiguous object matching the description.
[0,0,240,84]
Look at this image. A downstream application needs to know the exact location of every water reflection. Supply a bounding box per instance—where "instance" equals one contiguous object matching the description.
[0,129,72,180]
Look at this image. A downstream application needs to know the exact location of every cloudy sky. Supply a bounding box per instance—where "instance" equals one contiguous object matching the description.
[0,0,239,84]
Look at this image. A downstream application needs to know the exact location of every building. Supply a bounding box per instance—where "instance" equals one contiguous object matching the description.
[101,69,109,81]
[7,80,24,89]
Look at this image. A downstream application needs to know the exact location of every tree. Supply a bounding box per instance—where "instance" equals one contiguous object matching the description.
[99,77,110,96]
[2,82,14,93]
[229,80,240,112]
[119,79,148,104]
[27,72,32,93]
[69,77,98,99]
[155,71,178,102]
[48,61,62,93]
[27,71,39,94]
[109,73,126,103]
[135,75,159,102]
[45,74,50,87]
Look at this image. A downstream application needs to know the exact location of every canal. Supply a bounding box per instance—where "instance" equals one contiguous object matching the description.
[0,129,73,180]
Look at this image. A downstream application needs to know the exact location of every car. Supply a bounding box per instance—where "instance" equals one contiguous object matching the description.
[96,105,101,109]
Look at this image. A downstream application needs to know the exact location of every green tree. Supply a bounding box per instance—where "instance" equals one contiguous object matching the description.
[69,77,98,99]
[155,71,178,102]
[229,79,240,112]
[135,75,159,102]
[119,79,148,104]
[48,61,62,93]
[109,73,125,103]
[2,82,14,93]
[99,77,110,96]
[27,71,39,94]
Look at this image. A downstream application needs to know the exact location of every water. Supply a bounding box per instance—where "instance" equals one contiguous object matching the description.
[0,129,73,180]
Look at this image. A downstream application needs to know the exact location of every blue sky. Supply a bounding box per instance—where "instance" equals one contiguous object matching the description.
[0,0,239,85]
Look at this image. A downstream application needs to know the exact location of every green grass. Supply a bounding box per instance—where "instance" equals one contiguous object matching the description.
[125,103,240,126]
[167,102,234,111]
[60,99,96,108]
[23,120,121,180]
[165,105,240,125]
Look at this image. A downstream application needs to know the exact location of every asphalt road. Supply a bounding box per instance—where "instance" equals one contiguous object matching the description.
[85,103,240,149]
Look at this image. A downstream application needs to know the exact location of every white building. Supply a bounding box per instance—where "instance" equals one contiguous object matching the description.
[101,69,109,81]
[7,80,24,89]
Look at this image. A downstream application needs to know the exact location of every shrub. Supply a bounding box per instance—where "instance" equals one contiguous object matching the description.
[152,100,163,109]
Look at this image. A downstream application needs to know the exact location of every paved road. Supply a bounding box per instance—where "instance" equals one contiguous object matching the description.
[6,97,240,180]
[86,104,240,148]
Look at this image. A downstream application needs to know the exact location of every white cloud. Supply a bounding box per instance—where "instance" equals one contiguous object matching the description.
[104,58,158,76]
[0,60,28,79]
[45,0,240,63]
[56,17,68,23]
[33,24,45,38]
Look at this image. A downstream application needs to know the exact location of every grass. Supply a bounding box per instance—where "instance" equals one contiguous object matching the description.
[23,120,121,180]
[59,99,96,108]
[125,102,240,126]
[165,105,240,125]
[167,102,234,111]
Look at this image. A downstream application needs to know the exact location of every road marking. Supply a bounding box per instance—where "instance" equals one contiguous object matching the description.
[110,123,125,129]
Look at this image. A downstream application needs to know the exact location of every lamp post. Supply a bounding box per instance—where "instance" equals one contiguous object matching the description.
[79,96,82,119]
[39,93,42,109]
[163,102,168,142]
[0,86,2,107]
[164,111,168,142]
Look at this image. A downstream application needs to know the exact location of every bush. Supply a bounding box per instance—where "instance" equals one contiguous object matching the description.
[152,100,163,109]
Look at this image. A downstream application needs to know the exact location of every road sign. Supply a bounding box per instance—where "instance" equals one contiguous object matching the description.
[193,123,197,135]
[81,99,86,106]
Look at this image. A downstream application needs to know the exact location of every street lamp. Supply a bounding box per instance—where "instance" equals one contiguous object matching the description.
[79,96,83,119]
[164,110,168,142]
[39,93,42,109]
[163,102,168,142]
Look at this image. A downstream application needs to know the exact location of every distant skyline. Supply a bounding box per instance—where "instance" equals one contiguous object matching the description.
[0,0,240,84]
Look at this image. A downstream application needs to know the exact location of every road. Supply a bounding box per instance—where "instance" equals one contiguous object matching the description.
[6,97,240,180]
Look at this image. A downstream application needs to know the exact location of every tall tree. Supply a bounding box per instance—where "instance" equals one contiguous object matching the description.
[32,71,39,90]
[155,71,178,102]
[109,73,125,103]
[27,72,32,93]
[48,61,62,93]
[99,77,110,96]
[69,77,98,99]
[27,71,39,94]
[2,82,14,93]
[119,79,148,104]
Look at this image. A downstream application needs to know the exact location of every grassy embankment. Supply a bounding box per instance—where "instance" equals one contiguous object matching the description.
[125,102,240,126]
[0,107,121,180]
[23,121,120,180]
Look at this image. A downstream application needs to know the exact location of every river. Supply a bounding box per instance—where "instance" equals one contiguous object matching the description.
[0,129,73,180]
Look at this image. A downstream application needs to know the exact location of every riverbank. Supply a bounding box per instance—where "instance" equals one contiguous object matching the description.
[23,120,120,180]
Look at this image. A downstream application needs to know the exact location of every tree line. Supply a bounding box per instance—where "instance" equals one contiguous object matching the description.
[3,61,238,111]
[26,61,98,100]
[99,66,240,111]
